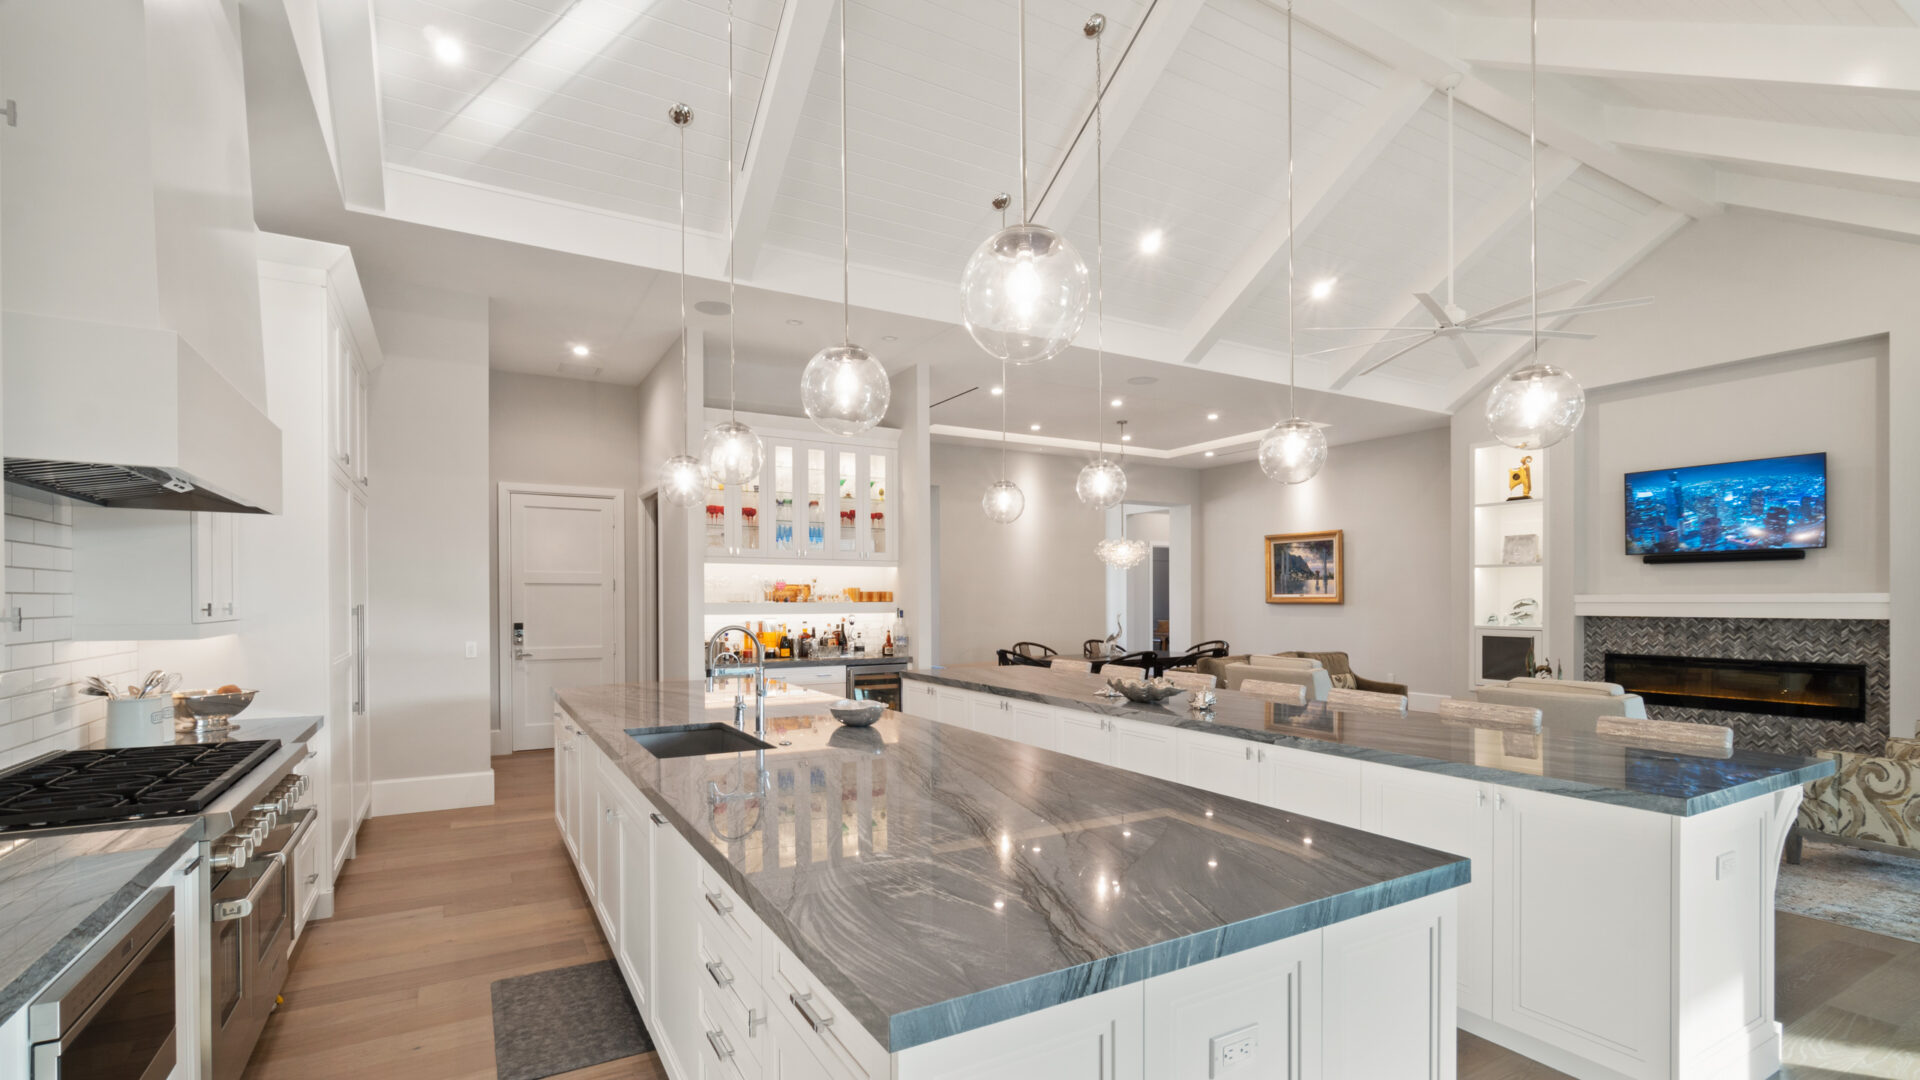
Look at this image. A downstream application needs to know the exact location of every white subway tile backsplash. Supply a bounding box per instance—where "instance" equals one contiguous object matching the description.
[32,570,72,594]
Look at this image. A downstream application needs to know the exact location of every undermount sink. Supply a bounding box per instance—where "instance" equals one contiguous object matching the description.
[628,724,774,758]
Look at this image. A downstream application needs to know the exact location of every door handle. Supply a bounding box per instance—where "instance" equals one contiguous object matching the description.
[352,604,367,714]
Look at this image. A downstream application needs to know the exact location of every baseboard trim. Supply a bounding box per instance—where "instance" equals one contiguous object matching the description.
[1458,1012,1637,1080]
[371,770,495,817]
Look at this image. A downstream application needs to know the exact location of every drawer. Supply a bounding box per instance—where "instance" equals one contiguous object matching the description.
[695,858,763,958]
[290,816,323,939]
[699,953,766,1073]
[698,922,765,1058]
[697,995,754,1080]
[768,939,889,1080]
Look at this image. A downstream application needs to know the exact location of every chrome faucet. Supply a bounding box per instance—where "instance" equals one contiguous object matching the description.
[706,624,768,740]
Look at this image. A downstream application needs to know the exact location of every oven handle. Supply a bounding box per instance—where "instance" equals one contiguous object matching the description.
[214,833,297,924]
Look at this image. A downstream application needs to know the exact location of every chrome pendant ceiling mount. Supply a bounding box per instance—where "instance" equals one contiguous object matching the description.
[700,0,764,487]
[801,0,890,436]
[1075,13,1126,513]
[658,102,705,507]
[1257,2,1328,486]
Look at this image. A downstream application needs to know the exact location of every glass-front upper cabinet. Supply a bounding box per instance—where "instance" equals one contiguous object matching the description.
[867,453,889,558]
[699,413,899,564]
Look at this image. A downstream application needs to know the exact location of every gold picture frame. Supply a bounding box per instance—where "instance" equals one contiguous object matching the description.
[1265,530,1344,604]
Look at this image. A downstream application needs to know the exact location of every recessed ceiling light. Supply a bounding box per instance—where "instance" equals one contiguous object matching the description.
[989,385,1003,396]
[1204,451,1215,457]
[1206,412,1219,421]
[881,334,898,342]
[425,29,465,65]
[694,300,731,316]
[1029,423,1041,431]
[1127,375,1157,386]
[1138,229,1164,255]
[569,343,590,358]
[785,318,803,326]
[1310,277,1337,301]
[1109,397,1122,407]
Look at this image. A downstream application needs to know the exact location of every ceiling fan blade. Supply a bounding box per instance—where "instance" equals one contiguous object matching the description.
[1351,336,1442,378]
[1412,292,1451,324]
[1468,279,1588,323]
[1462,327,1598,340]
[1301,333,1434,358]
[1473,296,1655,325]
[1448,333,1480,368]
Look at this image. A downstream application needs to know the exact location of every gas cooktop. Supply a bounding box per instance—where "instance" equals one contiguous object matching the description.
[0,740,281,830]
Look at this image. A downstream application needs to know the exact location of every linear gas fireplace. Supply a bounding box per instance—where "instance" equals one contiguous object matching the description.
[1604,652,1867,724]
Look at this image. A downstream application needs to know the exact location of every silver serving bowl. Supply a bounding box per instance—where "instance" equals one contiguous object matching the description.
[1104,676,1181,704]
[173,690,258,733]
[828,699,885,727]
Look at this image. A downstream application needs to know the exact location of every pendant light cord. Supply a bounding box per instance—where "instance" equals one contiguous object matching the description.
[677,110,690,451]
[1092,19,1105,464]
[839,0,851,344]
[726,0,739,423]
[1000,359,1009,479]
[1446,85,1455,310]
[1017,0,1029,223]
[1117,419,1128,541]
[1284,2,1297,419]
[1529,0,1539,363]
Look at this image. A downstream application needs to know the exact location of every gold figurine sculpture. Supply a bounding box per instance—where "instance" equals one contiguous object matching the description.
[1507,455,1534,500]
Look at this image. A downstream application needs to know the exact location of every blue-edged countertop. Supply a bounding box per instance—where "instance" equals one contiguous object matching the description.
[557,682,1468,1053]
[0,713,323,1023]
[906,667,1835,816]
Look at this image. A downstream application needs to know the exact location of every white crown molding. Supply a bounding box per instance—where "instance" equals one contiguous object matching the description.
[1574,593,1891,621]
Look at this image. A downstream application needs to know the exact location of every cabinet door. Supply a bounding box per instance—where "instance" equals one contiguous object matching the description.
[1492,788,1671,1076]
[832,448,861,558]
[327,309,351,472]
[933,687,971,729]
[354,360,370,486]
[1007,702,1057,751]
[291,820,322,941]
[652,827,701,1078]
[1176,731,1261,803]
[766,1005,840,1080]
[901,681,937,720]
[619,792,658,1020]
[1323,891,1455,1080]
[190,512,219,623]
[863,451,891,561]
[577,742,601,902]
[1142,927,1319,1079]
[349,489,371,824]
[894,981,1143,1080]
[594,771,623,947]
[203,512,237,620]
[554,716,573,843]
[1361,767,1494,1017]
[1055,713,1112,764]
[967,696,1010,741]
[1259,745,1364,828]
[1111,718,1178,781]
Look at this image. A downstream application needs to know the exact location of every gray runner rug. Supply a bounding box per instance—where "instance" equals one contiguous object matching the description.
[1778,839,1920,946]
[490,960,653,1080]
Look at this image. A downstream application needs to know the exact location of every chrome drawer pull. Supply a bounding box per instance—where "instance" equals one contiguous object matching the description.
[650,812,668,826]
[748,1008,767,1037]
[705,890,734,917]
[706,1029,734,1061]
[790,991,834,1033]
[706,960,734,989]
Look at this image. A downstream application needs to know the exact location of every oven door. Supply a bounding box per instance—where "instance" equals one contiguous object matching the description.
[210,808,314,1080]
[30,886,177,1080]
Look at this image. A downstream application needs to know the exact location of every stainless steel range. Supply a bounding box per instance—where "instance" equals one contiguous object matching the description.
[0,737,313,1080]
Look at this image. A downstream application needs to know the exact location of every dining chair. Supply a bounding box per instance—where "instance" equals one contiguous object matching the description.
[1238,679,1307,706]
[1596,716,1733,751]
[1437,698,1541,728]
[1161,670,1217,692]
[1327,687,1408,713]
[1048,658,1093,673]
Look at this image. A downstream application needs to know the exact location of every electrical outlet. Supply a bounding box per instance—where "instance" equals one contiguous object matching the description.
[1716,851,1736,880]
[1209,1024,1258,1077]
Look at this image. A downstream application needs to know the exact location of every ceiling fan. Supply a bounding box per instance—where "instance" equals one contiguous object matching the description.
[1303,87,1650,380]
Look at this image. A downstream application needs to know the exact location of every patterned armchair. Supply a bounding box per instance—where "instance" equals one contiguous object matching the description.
[1790,738,1920,861]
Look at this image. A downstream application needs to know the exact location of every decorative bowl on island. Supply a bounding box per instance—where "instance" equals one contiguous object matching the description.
[1104,677,1182,704]
[828,699,885,727]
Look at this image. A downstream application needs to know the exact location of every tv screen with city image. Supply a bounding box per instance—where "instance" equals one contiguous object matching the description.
[1625,452,1827,556]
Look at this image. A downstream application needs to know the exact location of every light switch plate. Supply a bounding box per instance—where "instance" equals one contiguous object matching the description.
[1209,1024,1258,1076]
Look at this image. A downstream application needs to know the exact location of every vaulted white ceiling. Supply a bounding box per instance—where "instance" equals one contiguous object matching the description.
[305,0,1920,431]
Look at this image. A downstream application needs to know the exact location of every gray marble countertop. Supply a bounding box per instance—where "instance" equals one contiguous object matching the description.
[0,821,200,1021]
[557,682,1467,1052]
[906,668,1834,816]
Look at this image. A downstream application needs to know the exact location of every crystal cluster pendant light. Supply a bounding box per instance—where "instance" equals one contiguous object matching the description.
[1074,15,1127,513]
[959,0,1089,365]
[801,0,890,436]
[1258,2,1328,487]
[1096,420,1148,569]
[981,359,1024,523]
[700,1,764,487]
[658,102,706,508]
[1484,0,1586,450]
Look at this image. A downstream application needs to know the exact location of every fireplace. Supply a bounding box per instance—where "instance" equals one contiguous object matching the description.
[1604,652,1867,724]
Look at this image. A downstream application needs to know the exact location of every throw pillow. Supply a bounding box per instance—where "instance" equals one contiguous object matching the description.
[1330,673,1357,690]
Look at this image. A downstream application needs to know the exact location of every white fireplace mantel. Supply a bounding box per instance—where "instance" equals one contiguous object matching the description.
[1574,593,1891,620]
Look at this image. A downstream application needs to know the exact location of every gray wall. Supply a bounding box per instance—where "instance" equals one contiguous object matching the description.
[487,370,647,734]
[931,443,1199,667]
[1199,428,1453,694]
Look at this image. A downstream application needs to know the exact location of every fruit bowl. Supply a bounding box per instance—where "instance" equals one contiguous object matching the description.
[173,690,257,733]
[828,699,885,727]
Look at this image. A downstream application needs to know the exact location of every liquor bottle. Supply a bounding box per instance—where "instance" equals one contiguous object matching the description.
[882,630,894,657]
[780,625,793,659]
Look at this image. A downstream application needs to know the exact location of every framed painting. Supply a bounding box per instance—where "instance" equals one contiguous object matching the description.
[1265,530,1343,604]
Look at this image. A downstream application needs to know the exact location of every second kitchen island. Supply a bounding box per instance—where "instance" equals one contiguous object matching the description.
[556,682,1469,1080]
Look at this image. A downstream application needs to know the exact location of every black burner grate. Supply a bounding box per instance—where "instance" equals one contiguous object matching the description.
[0,740,281,828]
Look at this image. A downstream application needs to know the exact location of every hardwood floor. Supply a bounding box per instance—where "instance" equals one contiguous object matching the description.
[249,750,1920,1080]
[244,750,664,1080]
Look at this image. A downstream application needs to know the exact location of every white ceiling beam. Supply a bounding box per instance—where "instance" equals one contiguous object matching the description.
[1606,107,1920,189]
[1328,148,1578,389]
[316,0,387,212]
[729,0,837,277]
[1455,17,1920,98]
[1175,75,1432,366]
[1717,171,1920,244]
[1274,0,1720,218]
[1443,206,1689,413]
[1029,0,1208,230]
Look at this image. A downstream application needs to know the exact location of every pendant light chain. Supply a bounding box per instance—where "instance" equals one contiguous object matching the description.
[1284,1,1297,419]
[840,0,851,344]
[726,0,739,423]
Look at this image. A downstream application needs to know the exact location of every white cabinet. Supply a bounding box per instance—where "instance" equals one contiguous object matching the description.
[933,686,972,730]
[617,787,660,1020]
[1007,702,1058,752]
[290,814,323,942]
[593,756,624,948]
[1259,745,1364,828]
[1055,711,1114,764]
[556,711,582,858]
[1322,891,1456,1080]
[967,695,1012,741]
[895,982,1145,1080]
[1110,717,1178,782]
[1175,729,1262,803]
[703,410,898,564]
[328,301,371,490]
[900,679,938,718]
[1361,768,1495,1017]
[70,508,243,638]
[1142,923,1318,1080]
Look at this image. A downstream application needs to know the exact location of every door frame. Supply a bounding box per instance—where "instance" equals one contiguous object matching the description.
[496,481,627,753]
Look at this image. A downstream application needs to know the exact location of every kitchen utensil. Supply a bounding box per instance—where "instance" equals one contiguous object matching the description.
[134,669,167,698]
[828,699,884,727]
[1104,676,1182,704]
[172,689,258,734]
[84,675,120,699]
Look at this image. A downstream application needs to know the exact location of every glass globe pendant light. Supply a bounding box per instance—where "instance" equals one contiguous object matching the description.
[1258,3,1328,487]
[657,103,706,508]
[959,0,1090,365]
[1096,421,1148,569]
[801,0,890,436]
[981,360,1025,524]
[699,0,764,487]
[1074,15,1127,513]
[1485,0,1586,450]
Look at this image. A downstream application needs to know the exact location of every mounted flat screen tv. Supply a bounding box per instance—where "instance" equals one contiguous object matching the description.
[1625,452,1827,557]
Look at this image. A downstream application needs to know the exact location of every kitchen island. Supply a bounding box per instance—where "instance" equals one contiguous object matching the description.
[902,667,1835,1080]
[556,681,1469,1079]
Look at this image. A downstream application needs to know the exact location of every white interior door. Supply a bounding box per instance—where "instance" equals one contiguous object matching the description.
[507,491,623,750]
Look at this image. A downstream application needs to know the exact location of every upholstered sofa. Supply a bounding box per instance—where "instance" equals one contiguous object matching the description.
[1473,678,1646,727]
[1196,655,1333,702]
[1791,738,1920,860]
